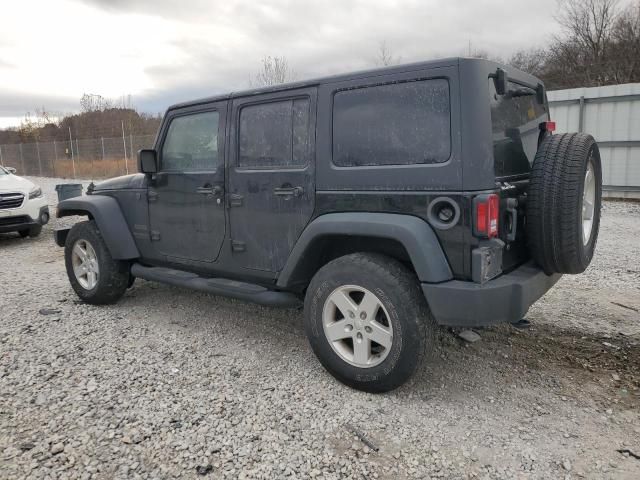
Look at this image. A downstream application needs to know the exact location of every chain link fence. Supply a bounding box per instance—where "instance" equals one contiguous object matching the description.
[0,134,156,179]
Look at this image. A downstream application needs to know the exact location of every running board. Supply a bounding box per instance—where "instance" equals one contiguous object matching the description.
[130,264,300,307]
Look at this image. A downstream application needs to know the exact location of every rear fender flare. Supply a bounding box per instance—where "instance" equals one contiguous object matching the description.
[276,212,452,288]
[56,195,139,260]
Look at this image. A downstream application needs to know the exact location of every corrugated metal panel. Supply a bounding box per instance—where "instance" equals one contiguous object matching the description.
[548,83,640,198]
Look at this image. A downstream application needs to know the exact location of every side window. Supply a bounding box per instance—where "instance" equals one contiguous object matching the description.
[332,79,451,167]
[238,98,310,168]
[161,111,219,171]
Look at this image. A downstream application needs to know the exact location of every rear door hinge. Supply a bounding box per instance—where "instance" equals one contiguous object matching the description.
[231,240,246,252]
[148,190,159,202]
[150,230,161,241]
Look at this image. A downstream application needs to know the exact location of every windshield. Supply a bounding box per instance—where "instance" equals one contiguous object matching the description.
[489,78,548,178]
[0,167,8,175]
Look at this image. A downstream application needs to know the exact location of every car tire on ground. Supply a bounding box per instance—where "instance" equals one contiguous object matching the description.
[527,133,602,274]
[304,252,436,393]
[64,220,129,304]
[18,225,42,238]
[28,225,42,237]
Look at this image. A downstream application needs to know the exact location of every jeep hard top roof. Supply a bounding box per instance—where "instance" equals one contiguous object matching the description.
[166,57,543,112]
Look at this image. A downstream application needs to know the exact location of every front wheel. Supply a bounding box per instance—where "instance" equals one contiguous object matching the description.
[304,253,435,393]
[64,221,129,304]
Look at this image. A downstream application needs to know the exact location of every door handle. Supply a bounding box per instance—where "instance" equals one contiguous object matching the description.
[196,185,223,196]
[274,186,304,197]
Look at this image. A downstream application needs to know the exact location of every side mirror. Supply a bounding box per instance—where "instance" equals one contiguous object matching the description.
[6,167,16,174]
[138,149,157,174]
[495,68,508,95]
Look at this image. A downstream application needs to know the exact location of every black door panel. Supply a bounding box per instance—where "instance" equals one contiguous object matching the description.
[149,104,227,264]
[229,89,316,272]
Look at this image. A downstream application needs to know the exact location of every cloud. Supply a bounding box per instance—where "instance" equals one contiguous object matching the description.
[0,88,78,117]
[1,0,564,126]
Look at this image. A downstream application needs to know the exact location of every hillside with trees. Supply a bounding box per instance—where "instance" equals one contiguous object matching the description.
[0,94,161,146]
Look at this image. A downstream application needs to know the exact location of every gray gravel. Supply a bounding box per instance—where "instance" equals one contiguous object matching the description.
[1,177,639,479]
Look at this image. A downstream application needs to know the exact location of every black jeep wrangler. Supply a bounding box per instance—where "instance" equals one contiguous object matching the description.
[55,58,602,392]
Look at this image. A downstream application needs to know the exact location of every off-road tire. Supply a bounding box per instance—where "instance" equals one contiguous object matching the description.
[304,253,435,393]
[64,220,129,304]
[527,133,602,274]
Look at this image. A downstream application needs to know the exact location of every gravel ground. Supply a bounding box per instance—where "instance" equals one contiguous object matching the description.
[1,176,639,480]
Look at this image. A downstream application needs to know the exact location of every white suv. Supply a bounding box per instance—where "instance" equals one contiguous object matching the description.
[0,166,49,238]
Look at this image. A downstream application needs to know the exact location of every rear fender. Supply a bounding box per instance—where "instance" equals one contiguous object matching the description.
[56,195,139,260]
[276,212,453,288]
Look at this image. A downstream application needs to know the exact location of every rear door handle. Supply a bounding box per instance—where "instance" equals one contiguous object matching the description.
[196,185,223,196]
[273,186,304,197]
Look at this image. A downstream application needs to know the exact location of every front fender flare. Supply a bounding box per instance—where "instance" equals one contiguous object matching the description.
[56,195,139,260]
[276,212,453,288]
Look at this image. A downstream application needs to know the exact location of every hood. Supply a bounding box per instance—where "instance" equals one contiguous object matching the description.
[92,173,146,191]
[0,172,36,194]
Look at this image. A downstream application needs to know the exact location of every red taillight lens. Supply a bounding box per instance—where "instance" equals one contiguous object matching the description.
[474,194,499,238]
[542,120,556,133]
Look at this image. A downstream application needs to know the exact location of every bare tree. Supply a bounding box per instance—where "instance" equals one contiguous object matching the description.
[556,0,619,61]
[609,1,640,83]
[80,93,114,113]
[250,56,296,87]
[507,48,549,77]
[374,40,402,66]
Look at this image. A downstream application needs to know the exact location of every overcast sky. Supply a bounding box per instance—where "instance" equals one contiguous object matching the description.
[0,0,564,128]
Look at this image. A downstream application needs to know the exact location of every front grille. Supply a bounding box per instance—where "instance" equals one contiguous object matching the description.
[0,215,29,226]
[0,192,25,209]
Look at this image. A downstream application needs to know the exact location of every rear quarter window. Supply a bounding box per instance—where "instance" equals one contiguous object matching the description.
[332,79,451,167]
[489,79,548,178]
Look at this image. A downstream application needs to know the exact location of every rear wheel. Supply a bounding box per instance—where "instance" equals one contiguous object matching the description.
[526,133,602,274]
[64,221,129,304]
[304,253,435,393]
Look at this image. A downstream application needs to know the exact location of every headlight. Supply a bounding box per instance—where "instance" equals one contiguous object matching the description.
[28,187,43,199]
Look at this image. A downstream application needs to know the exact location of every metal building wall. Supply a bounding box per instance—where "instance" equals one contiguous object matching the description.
[548,83,640,199]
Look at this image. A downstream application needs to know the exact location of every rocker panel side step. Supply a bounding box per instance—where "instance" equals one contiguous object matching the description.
[130,264,300,307]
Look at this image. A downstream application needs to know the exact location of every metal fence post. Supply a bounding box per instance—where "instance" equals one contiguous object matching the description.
[122,121,128,175]
[19,143,24,174]
[36,141,43,176]
[101,137,105,160]
[0,145,3,166]
[69,127,76,179]
[578,96,585,133]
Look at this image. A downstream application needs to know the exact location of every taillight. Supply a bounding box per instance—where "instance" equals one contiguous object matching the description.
[473,194,499,238]
[540,120,556,133]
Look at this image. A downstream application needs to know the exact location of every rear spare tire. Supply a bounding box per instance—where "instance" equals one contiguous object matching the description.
[526,133,602,274]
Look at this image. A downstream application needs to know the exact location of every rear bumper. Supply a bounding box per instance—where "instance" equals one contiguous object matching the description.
[422,261,561,327]
[0,206,49,233]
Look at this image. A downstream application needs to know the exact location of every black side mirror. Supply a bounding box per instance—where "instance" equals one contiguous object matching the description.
[6,167,16,174]
[138,149,157,174]
[495,68,507,95]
